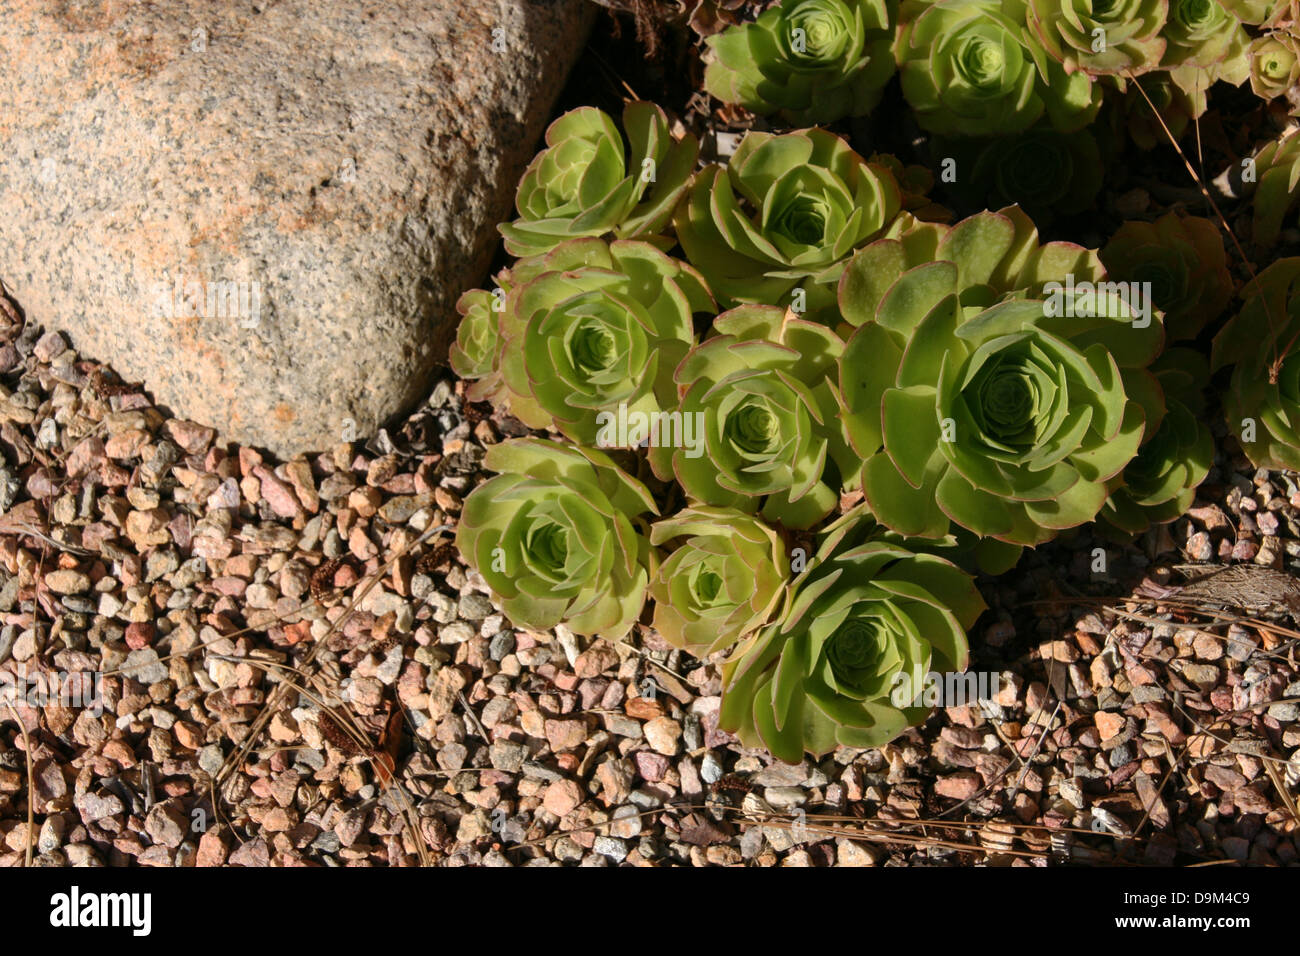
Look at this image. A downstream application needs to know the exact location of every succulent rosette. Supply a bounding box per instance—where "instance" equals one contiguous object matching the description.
[837,209,1164,547]
[648,506,788,656]
[940,124,1103,223]
[1026,0,1169,76]
[1099,212,1233,341]
[449,277,511,406]
[895,0,1102,136]
[493,238,714,443]
[498,103,698,258]
[718,506,986,762]
[1160,0,1250,97]
[674,128,901,313]
[1249,31,1300,101]
[1121,72,1200,148]
[648,306,856,530]
[1246,131,1300,248]
[1212,258,1300,470]
[1101,349,1213,533]
[704,0,897,124]
[457,438,658,638]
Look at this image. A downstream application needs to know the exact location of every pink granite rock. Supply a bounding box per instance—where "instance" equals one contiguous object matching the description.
[0,0,592,455]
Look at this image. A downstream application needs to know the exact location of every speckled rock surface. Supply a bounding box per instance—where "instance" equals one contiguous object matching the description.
[0,0,591,456]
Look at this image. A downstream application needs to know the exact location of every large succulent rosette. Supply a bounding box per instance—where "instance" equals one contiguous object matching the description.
[499,103,698,258]
[1212,258,1300,470]
[837,208,1165,548]
[648,506,788,656]
[493,239,714,443]
[457,439,658,638]
[648,306,857,530]
[718,507,986,762]
[674,128,901,314]
[704,0,898,124]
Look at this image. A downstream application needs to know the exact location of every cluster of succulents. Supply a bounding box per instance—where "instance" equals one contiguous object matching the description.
[700,0,1296,130]
[442,90,1300,763]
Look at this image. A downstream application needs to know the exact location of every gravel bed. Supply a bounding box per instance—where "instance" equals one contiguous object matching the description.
[0,297,1295,867]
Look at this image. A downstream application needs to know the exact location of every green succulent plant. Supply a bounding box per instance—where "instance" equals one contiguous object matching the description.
[1246,131,1300,247]
[939,124,1104,223]
[648,305,857,530]
[674,128,901,314]
[492,238,714,443]
[895,0,1102,136]
[718,506,985,762]
[1249,30,1300,100]
[1161,0,1251,94]
[449,279,510,407]
[648,506,788,656]
[1212,257,1300,470]
[498,103,698,259]
[837,208,1165,548]
[1120,72,1200,148]
[1218,0,1286,24]
[1026,0,1169,76]
[456,438,658,638]
[1100,211,1233,342]
[704,0,898,124]
[1101,348,1213,534]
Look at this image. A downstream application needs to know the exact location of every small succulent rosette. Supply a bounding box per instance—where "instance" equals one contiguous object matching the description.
[719,507,986,762]
[1160,0,1250,99]
[648,305,858,530]
[498,102,698,259]
[449,274,511,407]
[648,506,788,657]
[895,0,1101,136]
[704,0,898,125]
[491,238,714,443]
[1026,0,1169,77]
[456,438,658,639]
[675,127,901,316]
[1248,30,1299,101]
